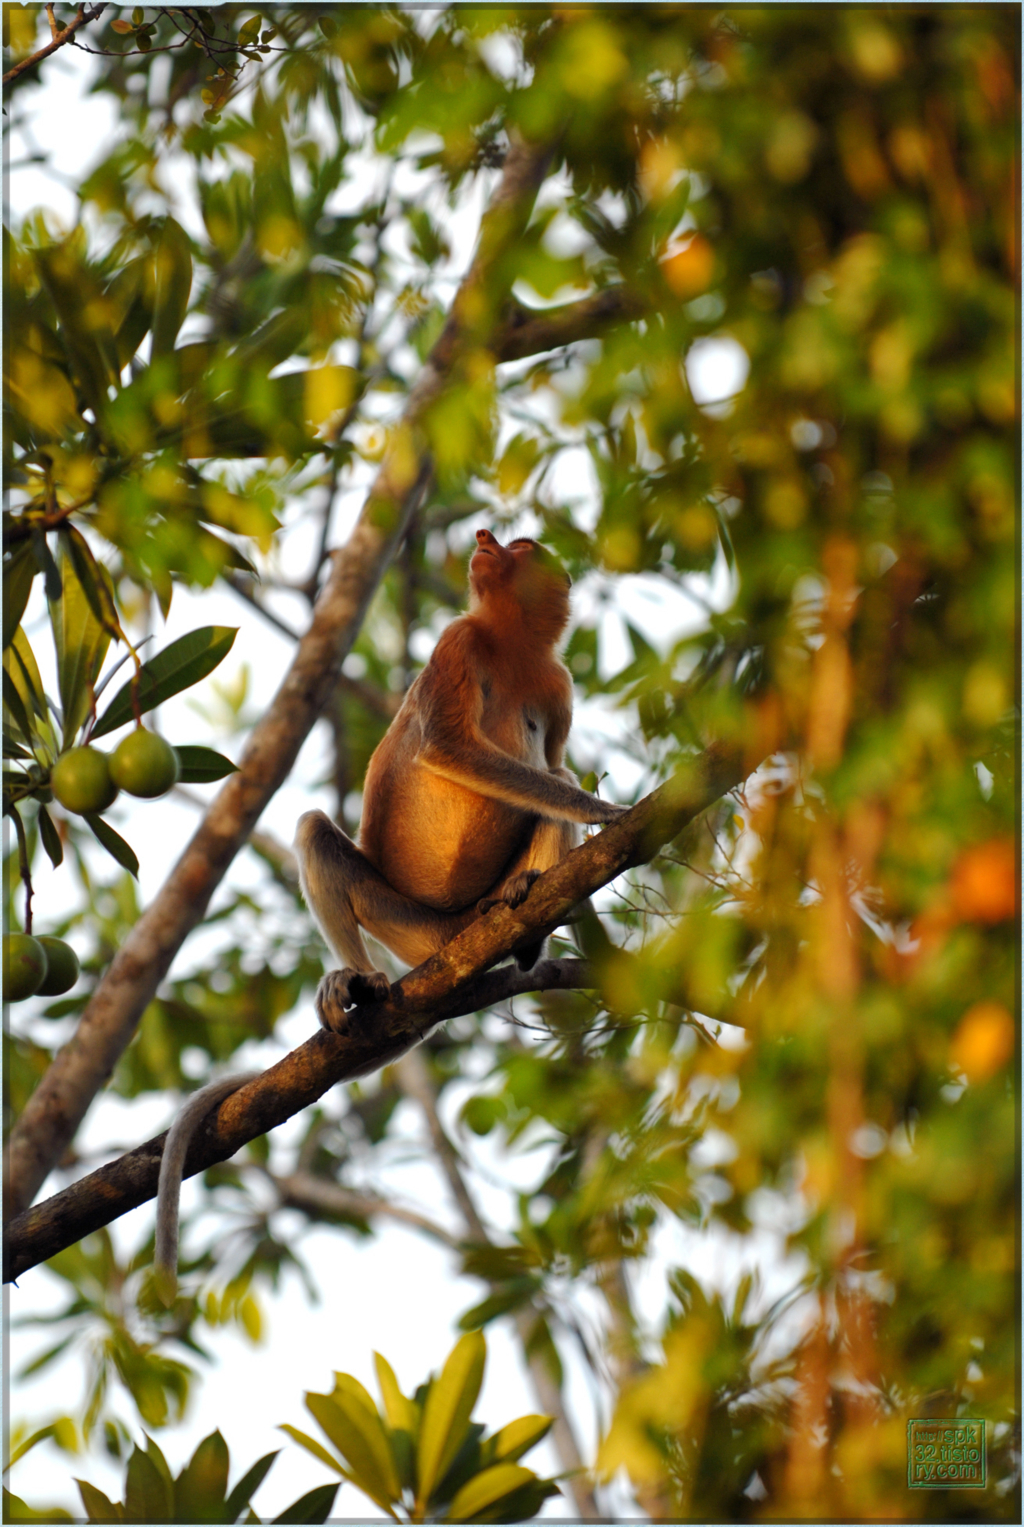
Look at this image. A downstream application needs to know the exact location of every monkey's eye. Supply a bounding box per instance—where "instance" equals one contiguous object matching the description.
[526,718,538,732]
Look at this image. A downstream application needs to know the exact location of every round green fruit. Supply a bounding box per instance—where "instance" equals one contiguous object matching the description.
[35,937,80,997]
[109,728,180,799]
[51,747,118,814]
[4,934,48,1002]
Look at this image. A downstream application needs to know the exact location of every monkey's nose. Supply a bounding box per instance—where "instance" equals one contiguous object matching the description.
[476,529,497,546]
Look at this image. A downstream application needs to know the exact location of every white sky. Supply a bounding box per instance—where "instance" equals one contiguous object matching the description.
[4,33,755,1520]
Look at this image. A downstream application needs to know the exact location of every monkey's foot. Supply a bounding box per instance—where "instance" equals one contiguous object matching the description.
[315,968,391,1033]
[478,870,541,915]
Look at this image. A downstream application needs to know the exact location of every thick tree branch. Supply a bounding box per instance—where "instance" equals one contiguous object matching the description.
[4,956,595,1281]
[2,3,107,85]
[4,732,762,1280]
[3,132,555,1222]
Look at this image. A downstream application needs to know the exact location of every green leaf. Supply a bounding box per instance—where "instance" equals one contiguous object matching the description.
[271,1482,339,1524]
[416,1331,486,1507]
[223,1449,278,1523]
[75,1478,122,1523]
[3,728,31,758]
[83,813,139,878]
[173,1430,229,1522]
[151,218,193,358]
[305,1390,400,1513]
[3,545,35,650]
[447,1463,535,1521]
[33,244,119,419]
[91,627,237,739]
[486,1414,553,1465]
[37,806,64,868]
[49,542,112,746]
[174,745,238,784]
[142,1435,173,1491]
[124,1443,172,1523]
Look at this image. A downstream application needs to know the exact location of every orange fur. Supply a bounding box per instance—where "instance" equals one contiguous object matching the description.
[295,529,625,1030]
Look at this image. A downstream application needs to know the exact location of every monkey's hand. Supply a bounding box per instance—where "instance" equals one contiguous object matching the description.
[316,967,392,1032]
[586,798,630,823]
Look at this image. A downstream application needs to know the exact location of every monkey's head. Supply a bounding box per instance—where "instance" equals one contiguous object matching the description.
[469,529,570,637]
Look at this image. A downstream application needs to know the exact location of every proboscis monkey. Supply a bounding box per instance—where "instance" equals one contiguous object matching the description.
[154,529,623,1302]
[295,527,626,1031]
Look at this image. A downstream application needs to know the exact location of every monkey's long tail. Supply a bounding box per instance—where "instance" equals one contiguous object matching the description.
[154,1072,260,1307]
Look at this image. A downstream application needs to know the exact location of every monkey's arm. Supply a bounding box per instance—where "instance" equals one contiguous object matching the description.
[416,628,624,823]
[419,733,625,823]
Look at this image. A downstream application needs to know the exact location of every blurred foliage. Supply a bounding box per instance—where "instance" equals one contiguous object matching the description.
[7,1424,313,1523]
[8,1333,556,1522]
[4,3,1018,1521]
[283,1332,559,1522]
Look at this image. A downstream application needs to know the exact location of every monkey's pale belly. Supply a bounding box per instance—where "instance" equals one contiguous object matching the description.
[372,782,533,911]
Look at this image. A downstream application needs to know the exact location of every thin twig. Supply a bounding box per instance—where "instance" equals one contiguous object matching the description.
[271,1170,463,1251]
[3,2,108,86]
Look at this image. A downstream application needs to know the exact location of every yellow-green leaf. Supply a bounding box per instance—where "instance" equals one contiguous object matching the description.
[6,628,49,721]
[447,1462,534,1522]
[62,526,122,640]
[330,1370,378,1416]
[416,1331,486,1506]
[487,1414,553,1464]
[278,1424,348,1478]
[48,544,112,746]
[5,1488,76,1524]
[374,1352,418,1436]
[3,666,33,743]
[305,1390,400,1511]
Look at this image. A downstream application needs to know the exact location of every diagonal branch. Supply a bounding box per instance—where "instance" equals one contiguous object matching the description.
[272,1171,463,1251]
[494,286,646,363]
[2,131,555,1222]
[3,2,108,85]
[4,734,763,1282]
